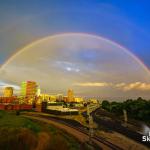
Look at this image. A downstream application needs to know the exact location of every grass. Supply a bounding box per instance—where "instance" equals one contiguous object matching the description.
[0,110,81,150]
[0,110,41,133]
[34,121,80,150]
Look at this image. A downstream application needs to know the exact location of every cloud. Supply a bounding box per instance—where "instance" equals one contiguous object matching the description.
[74,81,150,91]
[119,82,150,91]
[55,61,80,72]
[73,82,111,87]
[0,80,20,90]
[115,83,126,88]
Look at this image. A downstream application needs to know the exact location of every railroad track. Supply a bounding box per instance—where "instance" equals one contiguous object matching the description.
[23,113,123,150]
[93,109,150,149]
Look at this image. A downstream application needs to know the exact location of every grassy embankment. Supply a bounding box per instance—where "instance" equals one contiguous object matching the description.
[0,110,80,150]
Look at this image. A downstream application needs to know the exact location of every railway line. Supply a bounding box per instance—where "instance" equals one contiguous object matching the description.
[23,113,123,150]
[92,108,150,149]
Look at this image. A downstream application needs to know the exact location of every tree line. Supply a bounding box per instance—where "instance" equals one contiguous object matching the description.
[101,97,150,123]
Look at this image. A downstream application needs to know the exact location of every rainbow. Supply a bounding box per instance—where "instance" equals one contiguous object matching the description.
[1,32,150,75]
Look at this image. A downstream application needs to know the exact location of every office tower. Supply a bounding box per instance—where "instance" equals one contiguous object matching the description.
[67,89,74,102]
[21,81,37,97]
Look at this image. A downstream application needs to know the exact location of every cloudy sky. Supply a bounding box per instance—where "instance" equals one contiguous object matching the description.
[0,0,150,100]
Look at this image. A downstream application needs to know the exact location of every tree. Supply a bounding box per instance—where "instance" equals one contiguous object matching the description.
[102,100,110,111]
[111,102,123,115]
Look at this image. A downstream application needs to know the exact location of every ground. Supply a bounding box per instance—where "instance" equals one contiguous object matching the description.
[23,110,149,150]
[95,129,149,150]
[0,110,82,150]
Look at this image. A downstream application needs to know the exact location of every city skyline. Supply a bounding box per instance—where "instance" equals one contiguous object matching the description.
[0,1,150,100]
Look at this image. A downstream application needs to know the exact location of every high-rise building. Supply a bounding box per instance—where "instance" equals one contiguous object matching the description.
[36,86,41,97]
[67,89,74,102]
[21,81,37,97]
[3,87,13,97]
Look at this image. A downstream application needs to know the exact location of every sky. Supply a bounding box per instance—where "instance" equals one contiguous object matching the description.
[0,0,150,100]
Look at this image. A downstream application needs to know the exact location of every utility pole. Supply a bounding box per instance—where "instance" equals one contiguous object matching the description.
[123,109,128,126]
[89,115,94,143]
[87,103,100,143]
[87,105,94,144]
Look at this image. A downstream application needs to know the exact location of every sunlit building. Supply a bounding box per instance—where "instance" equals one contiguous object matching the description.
[0,86,17,104]
[3,87,13,97]
[36,86,41,97]
[50,95,57,101]
[63,96,68,102]
[89,98,98,104]
[21,81,37,97]
[39,94,57,103]
[67,89,74,102]
[74,97,84,103]
[39,94,50,102]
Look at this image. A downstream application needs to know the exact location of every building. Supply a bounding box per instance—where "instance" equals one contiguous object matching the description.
[40,94,51,102]
[21,81,37,97]
[63,96,68,102]
[20,81,38,104]
[89,98,98,104]
[0,96,17,103]
[57,94,63,101]
[67,89,74,102]
[3,87,13,97]
[47,102,64,110]
[46,102,79,115]
[36,86,41,97]
[49,95,57,101]
[74,97,84,103]
[38,94,58,104]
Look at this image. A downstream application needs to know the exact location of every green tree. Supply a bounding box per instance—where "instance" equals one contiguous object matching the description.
[102,100,110,111]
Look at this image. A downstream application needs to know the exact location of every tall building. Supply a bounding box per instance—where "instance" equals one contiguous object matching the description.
[3,87,13,97]
[36,86,41,97]
[67,89,74,102]
[21,81,37,97]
